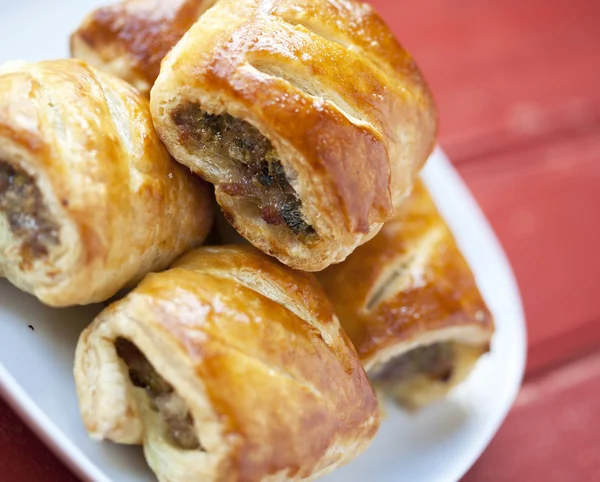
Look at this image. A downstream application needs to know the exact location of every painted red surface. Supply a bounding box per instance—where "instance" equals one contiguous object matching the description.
[371,0,600,162]
[463,350,600,482]
[0,397,77,481]
[459,131,600,374]
[2,0,600,481]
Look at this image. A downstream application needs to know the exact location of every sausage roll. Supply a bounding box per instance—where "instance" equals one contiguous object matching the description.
[70,0,217,96]
[150,0,437,271]
[0,59,213,307]
[75,245,380,482]
[317,182,494,409]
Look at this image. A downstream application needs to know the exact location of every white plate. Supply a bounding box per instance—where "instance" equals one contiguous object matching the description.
[0,2,526,481]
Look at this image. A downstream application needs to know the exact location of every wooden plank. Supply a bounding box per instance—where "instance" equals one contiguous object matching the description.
[462,348,600,481]
[3,1,600,480]
[370,0,600,162]
[0,397,77,482]
[457,128,600,374]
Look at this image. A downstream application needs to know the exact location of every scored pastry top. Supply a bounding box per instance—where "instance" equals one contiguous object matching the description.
[318,181,494,371]
[75,245,380,481]
[151,0,437,271]
[0,59,212,306]
[70,0,217,96]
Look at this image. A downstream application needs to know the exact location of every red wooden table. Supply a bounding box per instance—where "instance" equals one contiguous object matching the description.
[2,0,600,480]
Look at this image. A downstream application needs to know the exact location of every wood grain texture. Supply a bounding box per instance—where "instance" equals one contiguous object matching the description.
[370,0,600,162]
[463,349,600,481]
[3,0,600,480]
[458,128,600,375]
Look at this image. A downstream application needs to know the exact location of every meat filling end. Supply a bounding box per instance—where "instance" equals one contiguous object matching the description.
[372,343,454,384]
[172,106,315,237]
[115,338,202,451]
[0,161,59,258]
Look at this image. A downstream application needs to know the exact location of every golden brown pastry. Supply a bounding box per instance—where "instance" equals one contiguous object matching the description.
[150,0,437,271]
[0,59,213,307]
[70,0,217,96]
[317,181,494,409]
[75,245,380,482]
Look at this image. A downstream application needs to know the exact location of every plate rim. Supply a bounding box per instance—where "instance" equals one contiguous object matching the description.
[421,147,527,482]
[0,147,527,482]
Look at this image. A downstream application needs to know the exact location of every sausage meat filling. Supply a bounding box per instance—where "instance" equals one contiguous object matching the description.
[115,338,202,451]
[0,161,59,257]
[371,343,454,384]
[172,106,314,236]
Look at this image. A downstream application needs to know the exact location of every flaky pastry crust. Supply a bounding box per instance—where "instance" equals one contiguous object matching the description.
[150,0,437,271]
[70,0,217,96]
[317,181,494,408]
[0,59,212,306]
[75,245,380,482]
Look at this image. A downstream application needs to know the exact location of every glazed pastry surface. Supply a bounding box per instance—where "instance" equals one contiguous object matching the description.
[75,245,380,482]
[151,0,437,271]
[71,0,217,96]
[318,181,494,408]
[0,59,213,306]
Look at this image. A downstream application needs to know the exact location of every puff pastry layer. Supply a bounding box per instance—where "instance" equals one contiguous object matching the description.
[150,0,437,271]
[0,59,213,306]
[318,181,494,409]
[70,0,217,96]
[75,245,380,482]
